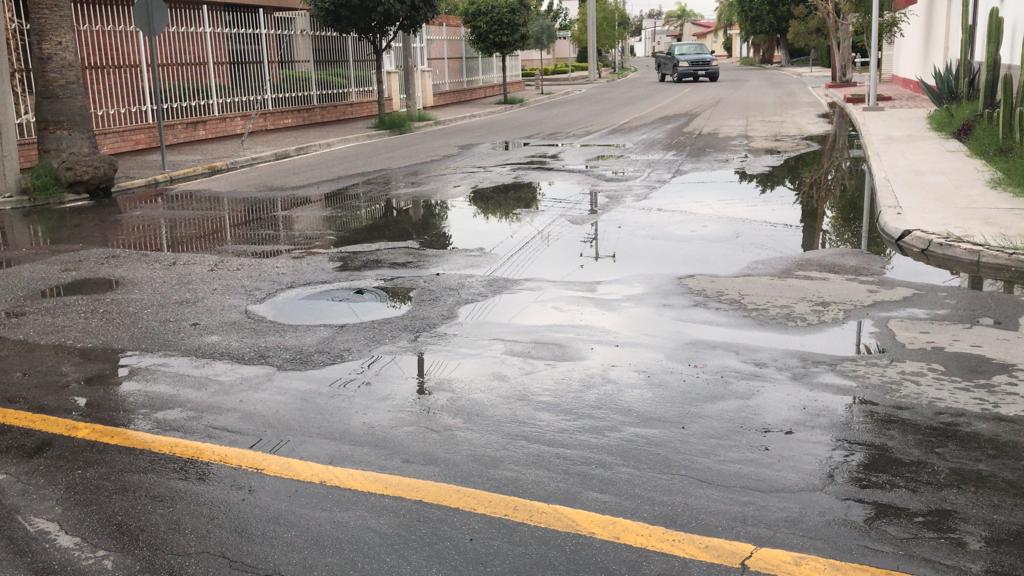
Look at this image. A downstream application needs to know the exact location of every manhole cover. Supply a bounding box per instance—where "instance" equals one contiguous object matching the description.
[249,284,412,325]
[41,278,120,299]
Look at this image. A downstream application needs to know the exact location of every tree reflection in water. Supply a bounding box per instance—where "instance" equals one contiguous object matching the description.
[332,198,453,250]
[467,182,541,222]
[736,106,891,257]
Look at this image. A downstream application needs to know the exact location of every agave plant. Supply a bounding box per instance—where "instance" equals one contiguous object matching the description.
[919,59,980,110]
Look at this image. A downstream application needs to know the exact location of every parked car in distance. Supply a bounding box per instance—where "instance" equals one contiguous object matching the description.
[655,42,720,83]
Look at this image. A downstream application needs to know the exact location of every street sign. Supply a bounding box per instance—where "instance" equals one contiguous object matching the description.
[134,0,170,172]
[133,0,169,38]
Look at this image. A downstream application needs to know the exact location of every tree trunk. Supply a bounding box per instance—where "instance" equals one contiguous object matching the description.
[778,35,792,67]
[501,54,508,103]
[539,52,545,95]
[29,0,117,198]
[837,19,854,83]
[402,31,417,120]
[373,47,386,120]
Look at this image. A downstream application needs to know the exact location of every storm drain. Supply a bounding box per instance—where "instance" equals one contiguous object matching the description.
[248,284,412,326]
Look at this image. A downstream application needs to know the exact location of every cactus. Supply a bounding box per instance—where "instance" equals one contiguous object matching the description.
[1000,73,1015,144]
[958,0,975,99]
[1017,107,1024,146]
[978,7,1004,113]
[1018,38,1024,110]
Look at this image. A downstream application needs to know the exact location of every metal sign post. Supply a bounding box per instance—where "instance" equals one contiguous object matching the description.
[134,0,170,171]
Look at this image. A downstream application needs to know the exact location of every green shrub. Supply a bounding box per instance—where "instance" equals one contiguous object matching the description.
[495,95,526,105]
[571,62,588,71]
[929,102,1024,195]
[521,70,537,78]
[23,160,66,200]
[374,112,414,133]
[739,57,759,66]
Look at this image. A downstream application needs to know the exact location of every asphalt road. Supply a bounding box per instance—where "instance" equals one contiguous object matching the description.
[0,60,1022,576]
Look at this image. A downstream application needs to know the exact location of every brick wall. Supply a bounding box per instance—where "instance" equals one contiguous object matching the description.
[18,80,522,169]
[431,81,525,107]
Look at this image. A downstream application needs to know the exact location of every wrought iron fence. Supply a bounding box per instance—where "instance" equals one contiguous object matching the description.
[5,0,520,142]
[3,0,34,139]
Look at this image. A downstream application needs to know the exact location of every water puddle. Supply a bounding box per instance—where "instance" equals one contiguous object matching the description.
[0,110,1015,294]
[248,284,412,325]
[494,141,628,151]
[40,278,120,299]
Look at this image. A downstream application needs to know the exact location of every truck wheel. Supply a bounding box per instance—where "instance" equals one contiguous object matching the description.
[658,73,666,82]
[709,74,720,82]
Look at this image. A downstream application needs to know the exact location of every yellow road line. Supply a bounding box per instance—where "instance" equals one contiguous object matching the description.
[0,407,910,576]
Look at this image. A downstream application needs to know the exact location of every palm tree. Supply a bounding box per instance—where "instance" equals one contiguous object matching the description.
[663,2,704,37]
[27,0,117,198]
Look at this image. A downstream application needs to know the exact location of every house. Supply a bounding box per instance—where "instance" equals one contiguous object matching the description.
[673,19,716,43]
[891,0,1023,93]
[693,24,739,57]
[641,18,676,55]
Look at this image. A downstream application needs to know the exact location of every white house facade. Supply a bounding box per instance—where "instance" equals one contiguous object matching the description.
[892,0,1023,93]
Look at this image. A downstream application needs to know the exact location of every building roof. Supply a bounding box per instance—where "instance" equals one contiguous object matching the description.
[691,20,716,29]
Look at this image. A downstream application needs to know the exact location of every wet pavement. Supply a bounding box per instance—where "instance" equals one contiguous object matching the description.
[1,62,1023,576]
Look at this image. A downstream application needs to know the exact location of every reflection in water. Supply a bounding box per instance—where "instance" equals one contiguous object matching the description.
[736,106,888,257]
[467,182,540,222]
[0,178,455,258]
[248,284,413,326]
[581,189,615,263]
[416,352,430,396]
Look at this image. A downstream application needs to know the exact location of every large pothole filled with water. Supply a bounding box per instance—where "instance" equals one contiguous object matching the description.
[249,284,412,326]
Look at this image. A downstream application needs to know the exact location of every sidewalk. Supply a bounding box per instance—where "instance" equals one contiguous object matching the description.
[824,81,1024,274]
[110,86,577,192]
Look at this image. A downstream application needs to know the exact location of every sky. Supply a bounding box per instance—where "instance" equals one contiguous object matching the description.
[625,0,719,18]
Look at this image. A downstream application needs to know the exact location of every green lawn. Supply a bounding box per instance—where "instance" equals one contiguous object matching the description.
[928,102,1024,197]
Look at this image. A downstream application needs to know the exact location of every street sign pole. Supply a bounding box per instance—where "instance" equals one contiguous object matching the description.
[148,33,167,172]
[587,0,597,81]
[134,0,170,171]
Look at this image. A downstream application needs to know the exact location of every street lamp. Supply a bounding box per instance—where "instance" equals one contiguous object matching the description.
[865,0,884,111]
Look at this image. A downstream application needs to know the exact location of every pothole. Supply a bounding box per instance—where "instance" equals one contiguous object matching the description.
[40,278,120,299]
[248,284,413,325]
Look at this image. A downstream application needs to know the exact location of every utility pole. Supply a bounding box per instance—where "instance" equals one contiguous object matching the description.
[865,0,884,111]
[587,0,598,81]
[402,31,419,117]
[0,11,20,196]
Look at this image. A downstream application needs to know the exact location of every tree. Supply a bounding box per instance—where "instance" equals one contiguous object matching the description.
[536,0,572,31]
[572,0,630,62]
[809,0,855,83]
[27,0,117,198]
[787,4,830,61]
[735,0,802,65]
[306,0,439,120]
[527,14,558,94]
[850,0,909,49]
[462,0,534,103]
[664,2,704,35]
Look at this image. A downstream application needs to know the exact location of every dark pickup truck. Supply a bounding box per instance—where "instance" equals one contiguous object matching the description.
[655,42,720,83]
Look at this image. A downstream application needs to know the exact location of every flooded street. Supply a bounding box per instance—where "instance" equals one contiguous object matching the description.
[1,63,1022,576]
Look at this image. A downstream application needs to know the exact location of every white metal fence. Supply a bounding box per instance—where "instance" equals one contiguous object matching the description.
[424,23,521,93]
[3,0,34,139]
[5,0,521,142]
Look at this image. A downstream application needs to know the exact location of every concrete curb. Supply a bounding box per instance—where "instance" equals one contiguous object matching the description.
[828,91,1024,278]
[0,192,90,210]
[110,88,583,195]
